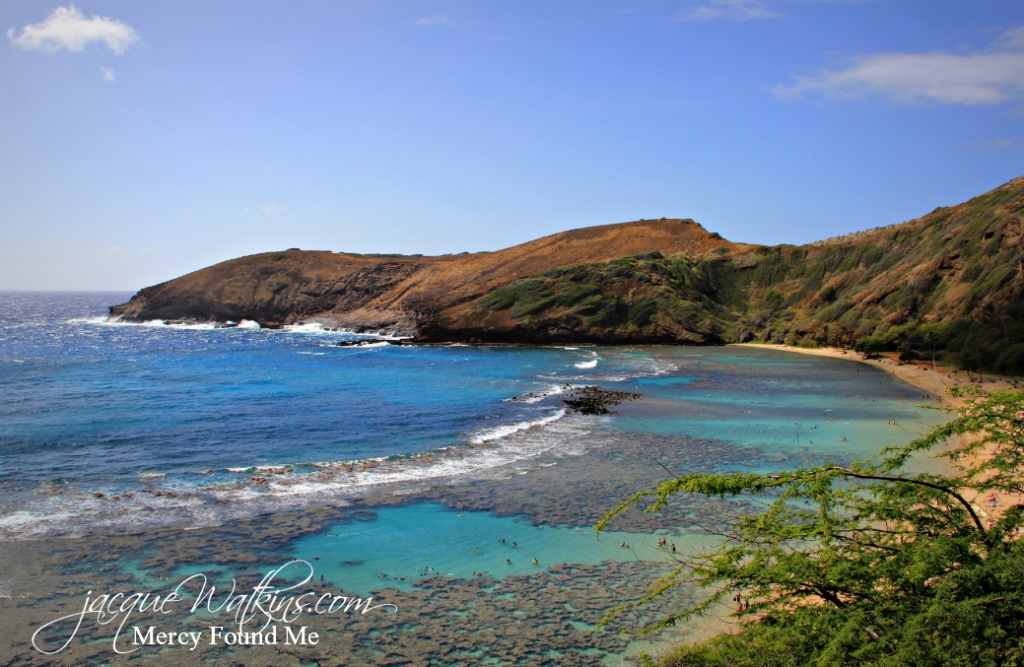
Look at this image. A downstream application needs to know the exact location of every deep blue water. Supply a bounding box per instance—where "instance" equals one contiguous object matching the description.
[0,291,943,540]
[0,291,956,665]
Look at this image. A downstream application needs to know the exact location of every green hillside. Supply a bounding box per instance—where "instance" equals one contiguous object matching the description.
[470,175,1024,374]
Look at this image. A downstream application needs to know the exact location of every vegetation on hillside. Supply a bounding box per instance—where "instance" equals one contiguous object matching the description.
[112,174,1024,370]
[475,251,739,343]
[728,178,1024,374]
[597,388,1024,666]
[472,177,1024,373]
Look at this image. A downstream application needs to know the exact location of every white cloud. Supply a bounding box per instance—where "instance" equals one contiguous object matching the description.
[7,5,139,55]
[415,16,454,27]
[677,0,781,22]
[995,26,1024,49]
[775,26,1024,105]
[100,66,115,82]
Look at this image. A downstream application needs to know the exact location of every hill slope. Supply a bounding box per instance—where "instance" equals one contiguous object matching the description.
[110,176,1024,372]
[109,217,748,340]
[457,175,1024,368]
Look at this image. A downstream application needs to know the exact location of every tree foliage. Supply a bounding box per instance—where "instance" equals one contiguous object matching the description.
[598,389,1024,666]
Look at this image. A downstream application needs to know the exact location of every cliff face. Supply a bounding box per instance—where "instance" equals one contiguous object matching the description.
[109,251,437,331]
[110,176,1024,371]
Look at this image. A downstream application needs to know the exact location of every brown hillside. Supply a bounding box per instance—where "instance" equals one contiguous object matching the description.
[110,218,748,332]
[110,174,1024,369]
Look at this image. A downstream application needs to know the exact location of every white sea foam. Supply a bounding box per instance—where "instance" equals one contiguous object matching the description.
[282,323,410,343]
[469,409,567,445]
[0,408,609,540]
[370,331,412,341]
[283,322,334,334]
[307,414,596,492]
[0,510,48,532]
[254,464,293,474]
[339,341,390,349]
[503,383,570,404]
[522,384,569,403]
[574,359,598,369]
[87,318,220,330]
[79,316,413,343]
[78,317,231,331]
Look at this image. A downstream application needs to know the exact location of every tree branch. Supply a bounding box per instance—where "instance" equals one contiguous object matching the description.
[825,467,989,541]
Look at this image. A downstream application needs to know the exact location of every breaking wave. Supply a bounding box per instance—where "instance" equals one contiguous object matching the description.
[0,408,599,540]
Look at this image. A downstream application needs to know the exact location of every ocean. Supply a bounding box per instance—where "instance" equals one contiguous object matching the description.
[0,291,947,665]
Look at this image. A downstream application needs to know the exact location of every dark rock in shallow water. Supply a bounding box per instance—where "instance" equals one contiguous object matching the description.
[562,386,642,415]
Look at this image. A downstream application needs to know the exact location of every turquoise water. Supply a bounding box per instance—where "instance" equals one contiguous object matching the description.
[293,503,675,596]
[0,292,950,665]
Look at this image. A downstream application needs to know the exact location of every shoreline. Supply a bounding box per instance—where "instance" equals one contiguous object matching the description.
[728,342,998,408]
[731,342,1020,522]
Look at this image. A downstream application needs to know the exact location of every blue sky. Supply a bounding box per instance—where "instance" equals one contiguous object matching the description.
[2,1,1022,290]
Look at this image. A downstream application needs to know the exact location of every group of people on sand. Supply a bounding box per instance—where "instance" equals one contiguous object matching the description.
[733,592,750,612]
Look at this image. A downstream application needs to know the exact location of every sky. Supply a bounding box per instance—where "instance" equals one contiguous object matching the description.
[1,1,1022,291]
